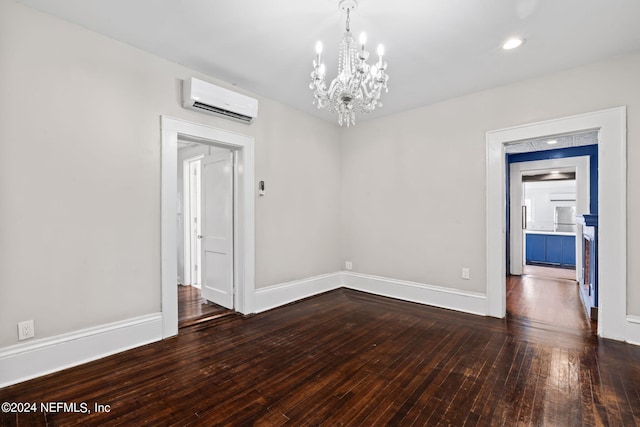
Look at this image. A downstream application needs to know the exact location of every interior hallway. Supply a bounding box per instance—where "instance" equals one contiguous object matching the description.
[507,266,591,331]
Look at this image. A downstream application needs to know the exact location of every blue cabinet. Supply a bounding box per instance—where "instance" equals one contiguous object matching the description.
[561,238,576,266]
[525,233,575,267]
[545,235,564,264]
[526,234,546,263]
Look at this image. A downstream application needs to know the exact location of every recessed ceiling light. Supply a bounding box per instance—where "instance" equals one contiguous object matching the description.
[502,37,524,50]
[547,139,558,145]
[551,170,560,174]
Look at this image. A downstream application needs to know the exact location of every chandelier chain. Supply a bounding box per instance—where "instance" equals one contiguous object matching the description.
[346,8,350,32]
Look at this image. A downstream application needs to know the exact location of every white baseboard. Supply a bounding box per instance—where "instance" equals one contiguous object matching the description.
[254,271,487,316]
[342,272,487,316]
[0,313,162,388]
[0,271,485,389]
[626,316,640,346]
[7,272,634,389]
[253,272,342,313]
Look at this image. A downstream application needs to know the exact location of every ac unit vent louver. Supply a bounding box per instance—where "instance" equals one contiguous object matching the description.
[192,102,254,123]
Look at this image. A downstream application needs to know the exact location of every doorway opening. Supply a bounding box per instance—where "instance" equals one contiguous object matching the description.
[486,107,627,341]
[504,133,595,327]
[520,175,579,281]
[177,140,235,328]
[521,176,578,278]
[161,116,256,339]
[505,135,597,276]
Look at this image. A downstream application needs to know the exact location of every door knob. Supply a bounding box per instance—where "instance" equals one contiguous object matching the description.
[197,235,203,239]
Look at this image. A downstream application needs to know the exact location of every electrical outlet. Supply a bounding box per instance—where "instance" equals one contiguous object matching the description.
[18,320,35,340]
[462,268,470,280]
[345,261,353,271]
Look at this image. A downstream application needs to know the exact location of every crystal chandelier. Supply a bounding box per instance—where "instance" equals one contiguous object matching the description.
[310,0,389,127]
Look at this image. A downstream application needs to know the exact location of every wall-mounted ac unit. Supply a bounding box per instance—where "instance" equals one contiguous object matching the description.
[182,77,258,124]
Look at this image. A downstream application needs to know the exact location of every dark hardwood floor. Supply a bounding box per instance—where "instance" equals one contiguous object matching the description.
[507,273,590,330]
[178,285,232,328]
[2,286,639,426]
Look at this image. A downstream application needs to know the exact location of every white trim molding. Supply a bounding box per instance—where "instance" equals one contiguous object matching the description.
[627,316,640,346]
[254,271,487,317]
[254,272,343,313]
[0,313,162,388]
[486,106,627,341]
[342,272,487,316]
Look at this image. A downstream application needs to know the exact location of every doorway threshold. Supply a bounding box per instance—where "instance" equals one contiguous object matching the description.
[522,264,576,281]
[179,310,237,329]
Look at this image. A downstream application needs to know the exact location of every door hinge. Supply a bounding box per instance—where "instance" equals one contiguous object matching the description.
[194,264,198,271]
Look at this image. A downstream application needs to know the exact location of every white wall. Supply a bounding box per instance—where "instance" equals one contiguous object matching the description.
[0,0,341,348]
[524,180,576,231]
[341,50,640,315]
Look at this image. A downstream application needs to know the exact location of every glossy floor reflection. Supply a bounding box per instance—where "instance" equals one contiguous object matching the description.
[507,272,590,330]
[523,264,577,281]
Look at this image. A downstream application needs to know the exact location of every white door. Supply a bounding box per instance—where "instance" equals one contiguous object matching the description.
[199,150,234,308]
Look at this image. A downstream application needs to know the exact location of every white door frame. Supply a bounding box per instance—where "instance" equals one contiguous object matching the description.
[509,157,589,280]
[486,106,627,341]
[161,116,255,338]
[183,154,204,287]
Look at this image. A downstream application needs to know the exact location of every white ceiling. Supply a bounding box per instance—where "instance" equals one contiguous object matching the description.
[17,0,640,125]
